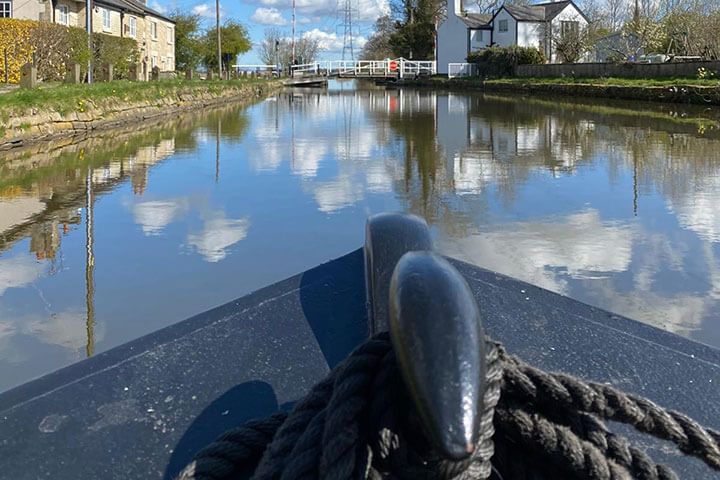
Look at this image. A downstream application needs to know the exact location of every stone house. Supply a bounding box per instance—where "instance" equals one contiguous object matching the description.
[3,0,175,76]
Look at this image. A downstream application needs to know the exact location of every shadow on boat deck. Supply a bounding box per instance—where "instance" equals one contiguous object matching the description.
[164,250,369,479]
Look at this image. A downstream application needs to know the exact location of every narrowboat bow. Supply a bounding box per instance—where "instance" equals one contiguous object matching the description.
[0,213,718,479]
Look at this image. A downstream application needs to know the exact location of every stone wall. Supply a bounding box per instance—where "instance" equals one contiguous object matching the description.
[0,81,281,151]
[516,60,720,78]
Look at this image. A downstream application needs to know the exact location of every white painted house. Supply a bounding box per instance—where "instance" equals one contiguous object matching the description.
[436,0,589,74]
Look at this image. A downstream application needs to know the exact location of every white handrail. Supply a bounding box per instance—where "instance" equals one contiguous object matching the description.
[290,58,436,78]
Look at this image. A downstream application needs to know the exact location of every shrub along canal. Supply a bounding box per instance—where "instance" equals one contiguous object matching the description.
[1,81,720,392]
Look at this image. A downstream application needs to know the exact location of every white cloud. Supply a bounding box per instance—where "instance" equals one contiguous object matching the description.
[255,0,389,22]
[0,255,43,297]
[292,139,327,178]
[302,29,367,53]
[668,175,720,243]
[150,0,167,14]
[312,175,365,213]
[131,199,189,236]
[188,214,251,262]
[192,3,224,18]
[25,310,105,352]
[251,7,288,25]
[439,210,633,294]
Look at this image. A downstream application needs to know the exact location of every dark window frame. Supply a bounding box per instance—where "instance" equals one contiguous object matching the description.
[0,0,12,18]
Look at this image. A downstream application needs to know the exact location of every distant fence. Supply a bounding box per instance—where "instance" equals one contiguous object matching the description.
[516,60,720,78]
[448,63,477,78]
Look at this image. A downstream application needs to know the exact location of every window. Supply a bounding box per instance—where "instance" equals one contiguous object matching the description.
[166,25,173,44]
[150,21,157,40]
[561,20,579,37]
[151,55,157,68]
[101,8,111,31]
[128,16,136,37]
[0,1,11,18]
[57,4,68,25]
[478,30,483,42]
[499,19,508,32]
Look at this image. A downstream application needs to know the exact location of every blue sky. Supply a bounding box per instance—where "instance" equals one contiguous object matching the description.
[149,0,391,64]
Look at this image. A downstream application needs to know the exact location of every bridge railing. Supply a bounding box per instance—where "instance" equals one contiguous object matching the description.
[231,64,279,76]
[291,62,324,76]
[398,59,436,78]
[289,58,437,78]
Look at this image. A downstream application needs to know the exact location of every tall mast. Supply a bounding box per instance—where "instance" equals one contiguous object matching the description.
[86,0,93,83]
[291,0,296,65]
[216,0,222,77]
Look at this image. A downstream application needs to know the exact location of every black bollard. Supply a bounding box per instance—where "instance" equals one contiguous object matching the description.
[388,251,487,460]
[364,213,433,334]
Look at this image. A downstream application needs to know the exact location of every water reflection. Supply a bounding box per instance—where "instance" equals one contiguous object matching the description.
[1,85,720,391]
[187,212,251,263]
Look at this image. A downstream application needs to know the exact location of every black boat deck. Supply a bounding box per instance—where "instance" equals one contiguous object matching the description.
[1,250,718,479]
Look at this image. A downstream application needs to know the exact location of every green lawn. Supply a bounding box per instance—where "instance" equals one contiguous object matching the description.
[0,78,271,118]
[479,77,720,87]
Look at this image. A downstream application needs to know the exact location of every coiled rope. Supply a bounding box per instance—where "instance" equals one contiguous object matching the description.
[178,332,720,480]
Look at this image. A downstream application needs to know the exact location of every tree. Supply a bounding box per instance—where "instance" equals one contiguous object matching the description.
[257,28,322,70]
[663,11,720,59]
[471,0,529,15]
[604,0,629,31]
[624,16,665,56]
[546,14,599,62]
[170,12,203,71]
[360,16,398,59]
[389,0,442,59]
[203,20,252,73]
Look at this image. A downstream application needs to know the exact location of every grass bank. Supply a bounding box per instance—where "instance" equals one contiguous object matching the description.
[486,77,720,87]
[404,76,720,105]
[0,78,280,150]
[0,78,272,117]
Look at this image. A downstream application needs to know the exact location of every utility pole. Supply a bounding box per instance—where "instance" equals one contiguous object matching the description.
[216,0,222,78]
[85,168,95,357]
[86,0,93,83]
[291,0,296,66]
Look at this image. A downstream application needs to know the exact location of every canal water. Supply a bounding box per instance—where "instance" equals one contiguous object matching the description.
[2,82,720,392]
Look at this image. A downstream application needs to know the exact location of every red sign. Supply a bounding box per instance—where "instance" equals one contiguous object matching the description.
[389,60,398,72]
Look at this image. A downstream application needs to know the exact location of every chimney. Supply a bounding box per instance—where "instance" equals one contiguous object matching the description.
[452,0,462,17]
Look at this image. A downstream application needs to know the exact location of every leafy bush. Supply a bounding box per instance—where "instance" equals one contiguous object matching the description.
[0,19,35,83]
[467,46,546,77]
[0,19,136,83]
[92,33,138,79]
[30,22,90,81]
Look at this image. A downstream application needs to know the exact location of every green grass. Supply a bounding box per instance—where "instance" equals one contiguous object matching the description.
[0,78,272,117]
[478,76,720,87]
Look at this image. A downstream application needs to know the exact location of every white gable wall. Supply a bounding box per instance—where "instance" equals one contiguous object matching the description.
[469,29,491,52]
[437,0,470,74]
[517,22,543,49]
[492,9,516,47]
[549,4,588,62]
